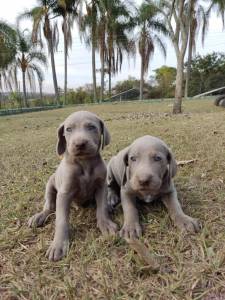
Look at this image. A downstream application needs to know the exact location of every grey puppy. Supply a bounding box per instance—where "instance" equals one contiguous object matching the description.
[28,111,117,261]
[107,135,200,239]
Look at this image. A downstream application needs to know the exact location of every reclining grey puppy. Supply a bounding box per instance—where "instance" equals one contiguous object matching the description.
[28,111,117,261]
[107,135,200,239]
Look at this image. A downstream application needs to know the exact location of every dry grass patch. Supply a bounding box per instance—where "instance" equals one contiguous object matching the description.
[1,99,225,299]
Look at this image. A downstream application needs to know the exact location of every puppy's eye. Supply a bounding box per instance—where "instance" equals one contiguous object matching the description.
[130,156,137,162]
[154,155,162,162]
[87,124,96,130]
[66,127,72,132]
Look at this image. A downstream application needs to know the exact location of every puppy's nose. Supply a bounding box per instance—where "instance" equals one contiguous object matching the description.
[138,175,152,186]
[74,140,88,150]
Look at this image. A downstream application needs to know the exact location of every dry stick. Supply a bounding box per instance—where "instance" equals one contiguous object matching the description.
[125,238,160,271]
[177,159,197,166]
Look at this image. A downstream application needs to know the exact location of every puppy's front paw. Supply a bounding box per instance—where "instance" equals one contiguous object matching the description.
[97,217,118,235]
[174,214,200,233]
[120,222,142,240]
[46,239,69,261]
[28,210,51,227]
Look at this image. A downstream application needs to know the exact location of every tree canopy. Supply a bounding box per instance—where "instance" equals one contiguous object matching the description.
[0,22,17,69]
[187,52,225,96]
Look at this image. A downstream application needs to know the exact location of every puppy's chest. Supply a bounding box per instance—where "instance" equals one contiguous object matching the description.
[140,194,157,203]
[72,169,100,204]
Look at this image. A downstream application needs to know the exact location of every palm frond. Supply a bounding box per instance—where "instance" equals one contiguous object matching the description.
[28,51,48,65]
[208,0,225,27]
[26,66,36,92]
[52,21,59,51]
[153,34,166,58]
[29,63,45,83]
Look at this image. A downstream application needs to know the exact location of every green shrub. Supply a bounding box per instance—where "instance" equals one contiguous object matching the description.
[66,88,93,105]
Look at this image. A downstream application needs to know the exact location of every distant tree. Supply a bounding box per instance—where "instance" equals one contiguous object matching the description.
[113,76,140,94]
[96,0,135,101]
[0,22,17,70]
[104,1,135,97]
[80,0,99,102]
[184,0,208,98]
[0,22,17,100]
[16,31,47,107]
[136,1,167,100]
[154,65,176,98]
[54,0,80,105]
[187,52,225,96]
[18,0,60,104]
[156,0,193,113]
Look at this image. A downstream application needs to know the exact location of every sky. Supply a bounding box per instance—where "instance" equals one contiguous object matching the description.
[1,0,225,92]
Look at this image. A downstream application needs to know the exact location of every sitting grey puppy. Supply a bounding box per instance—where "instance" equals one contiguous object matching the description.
[107,135,200,239]
[28,111,117,261]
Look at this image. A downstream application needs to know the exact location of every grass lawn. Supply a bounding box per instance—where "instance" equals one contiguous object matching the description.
[1,99,225,299]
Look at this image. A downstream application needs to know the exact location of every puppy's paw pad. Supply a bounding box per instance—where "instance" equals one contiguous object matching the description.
[120,223,142,240]
[175,215,200,233]
[46,240,69,261]
[97,218,118,235]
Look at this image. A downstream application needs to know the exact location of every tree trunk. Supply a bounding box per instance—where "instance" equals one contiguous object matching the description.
[92,26,97,102]
[108,71,111,96]
[108,55,111,96]
[22,70,29,107]
[173,55,184,114]
[39,79,43,104]
[100,51,104,103]
[184,3,194,98]
[139,55,144,100]
[48,35,59,105]
[184,35,193,98]
[63,17,68,106]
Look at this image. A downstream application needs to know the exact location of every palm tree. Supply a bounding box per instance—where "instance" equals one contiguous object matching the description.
[184,0,209,98]
[16,31,47,107]
[81,0,105,102]
[105,1,136,97]
[137,2,167,100]
[80,0,101,102]
[80,0,135,101]
[0,22,17,108]
[18,0,60,104]
[96,0,136,101]
[0,22,17,70]
[80,0,99,102]
[97,2,107,102]
[54,0,80,105]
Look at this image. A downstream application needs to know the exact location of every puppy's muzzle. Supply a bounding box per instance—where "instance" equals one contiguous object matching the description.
[132,174,162,194]
[74,140,88,151]
[70,139,90,156]
[138,174,153,188]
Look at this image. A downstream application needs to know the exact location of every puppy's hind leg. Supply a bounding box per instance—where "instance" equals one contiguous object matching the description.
[107,187,120,212]
[28,175,56,228]
[107,169,120,212]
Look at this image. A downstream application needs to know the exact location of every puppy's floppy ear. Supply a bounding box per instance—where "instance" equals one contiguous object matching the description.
[121,149,129,186]
[167,148,177,179]
[56,123,66,156]
[100,120,111,150]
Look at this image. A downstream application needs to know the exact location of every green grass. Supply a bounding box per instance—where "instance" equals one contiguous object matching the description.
[1,99,225,299]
